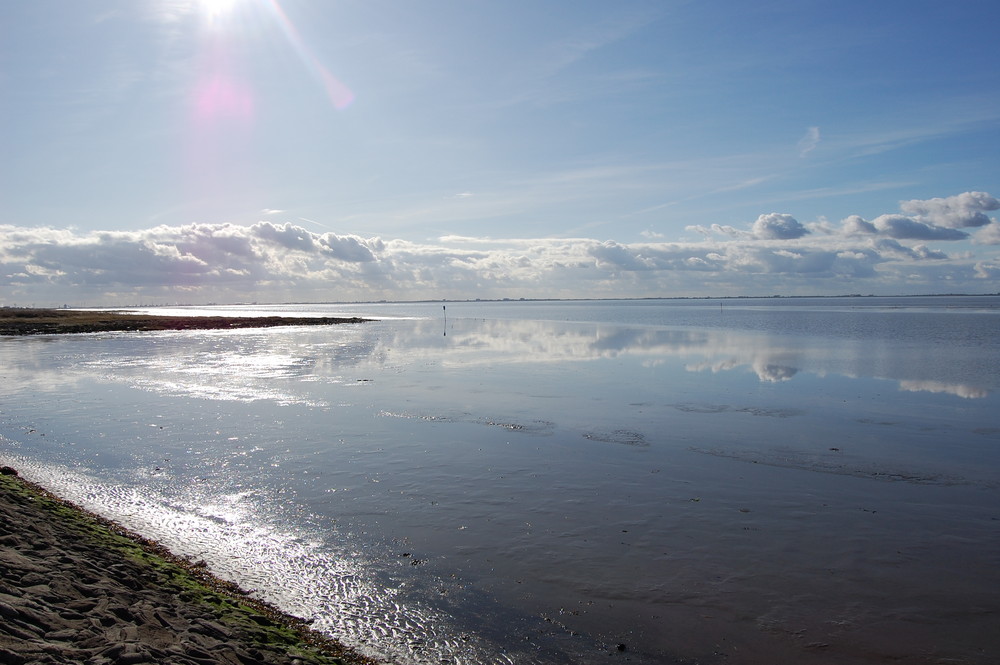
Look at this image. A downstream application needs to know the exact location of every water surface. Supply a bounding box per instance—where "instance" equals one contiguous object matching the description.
[2,297,998,664]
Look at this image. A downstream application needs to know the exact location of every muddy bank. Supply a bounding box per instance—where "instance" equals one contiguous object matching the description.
[0,308,369,336]
[0,467,377,665]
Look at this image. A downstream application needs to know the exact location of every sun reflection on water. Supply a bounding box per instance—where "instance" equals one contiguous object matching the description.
[0,455,515,665]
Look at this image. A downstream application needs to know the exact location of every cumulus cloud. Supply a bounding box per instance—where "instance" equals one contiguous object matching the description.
[2,191,997,306]
[899,191,999,229]
[590,241,656,271]
[752,213,810,240]
[251,222,318,253]
[838,200,987,241]
[839,216,873,238]
[689,214,810,240]
[870,215,968,240]
[973,223,1000,245]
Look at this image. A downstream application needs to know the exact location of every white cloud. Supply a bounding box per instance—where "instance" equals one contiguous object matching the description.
[751,213,810,240]
[973,223,1000,246]
[840,215,877,236]
[797,126,820,157]
[2,191,997,306]
[870,215,968,241]
[252,222,318,253]
[973,260,1000,280]
[899,191,999,229]
[590,241,656,271]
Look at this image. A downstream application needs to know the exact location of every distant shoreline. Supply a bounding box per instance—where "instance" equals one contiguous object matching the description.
[25,292,995,310]
[0,308,371,336]
[3,295,996,335]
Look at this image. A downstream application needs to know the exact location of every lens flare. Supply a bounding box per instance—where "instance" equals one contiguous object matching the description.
[262,0,355,110]
[200,0,238,20]
[178,0,354,214]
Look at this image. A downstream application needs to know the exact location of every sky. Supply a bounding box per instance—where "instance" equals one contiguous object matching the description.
[2,0,999,306]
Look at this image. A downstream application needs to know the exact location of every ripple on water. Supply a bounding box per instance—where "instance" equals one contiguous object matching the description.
[582,429,648,446]
[690,447,972,486]
[0,455,520,665]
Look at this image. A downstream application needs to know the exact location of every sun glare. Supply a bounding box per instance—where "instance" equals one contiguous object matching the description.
[200,0,238,20]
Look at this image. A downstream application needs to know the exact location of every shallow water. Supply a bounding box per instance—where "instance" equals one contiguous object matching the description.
[2,297,999,664]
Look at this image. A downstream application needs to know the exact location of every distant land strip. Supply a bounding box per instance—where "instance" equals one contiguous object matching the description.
[0,308,370,336]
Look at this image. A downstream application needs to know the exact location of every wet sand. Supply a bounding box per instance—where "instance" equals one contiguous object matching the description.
[0,466,375,665]
[0,308,368,336]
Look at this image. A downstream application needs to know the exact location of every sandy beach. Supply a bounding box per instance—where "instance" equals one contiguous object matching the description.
[0,466,375,665]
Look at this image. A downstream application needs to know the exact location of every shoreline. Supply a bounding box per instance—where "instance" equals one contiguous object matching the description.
[0,308,370,336]
[0,466,377,665]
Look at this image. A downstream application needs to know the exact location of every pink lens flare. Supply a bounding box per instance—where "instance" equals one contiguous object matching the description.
[263,0,355,110]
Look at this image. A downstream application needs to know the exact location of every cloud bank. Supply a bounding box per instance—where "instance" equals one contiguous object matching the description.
[2,192,998,305]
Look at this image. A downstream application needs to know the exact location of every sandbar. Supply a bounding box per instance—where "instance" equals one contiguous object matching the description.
[0,308,369,336]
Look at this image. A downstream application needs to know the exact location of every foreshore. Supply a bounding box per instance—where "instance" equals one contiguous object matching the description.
[0,466,376,665]
[0,307,369,336]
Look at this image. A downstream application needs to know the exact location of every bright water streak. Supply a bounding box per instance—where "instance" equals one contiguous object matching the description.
[2,296,1000,664]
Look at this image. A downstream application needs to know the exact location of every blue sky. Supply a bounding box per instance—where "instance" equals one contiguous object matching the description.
[2,0,999,305]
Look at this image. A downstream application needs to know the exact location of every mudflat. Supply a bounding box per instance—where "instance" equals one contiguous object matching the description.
[0,308,368,336]
[0,467,375,665]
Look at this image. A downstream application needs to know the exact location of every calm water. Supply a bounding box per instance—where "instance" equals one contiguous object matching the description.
[2,297,999,664]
